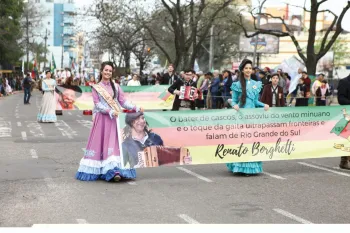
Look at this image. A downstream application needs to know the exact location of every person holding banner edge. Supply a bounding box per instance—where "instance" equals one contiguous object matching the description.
[228,59,269,176]
[76,61,143,182]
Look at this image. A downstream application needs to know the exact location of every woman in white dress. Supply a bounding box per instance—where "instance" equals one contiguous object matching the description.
[5,78,12,94]
[37,71,57,123]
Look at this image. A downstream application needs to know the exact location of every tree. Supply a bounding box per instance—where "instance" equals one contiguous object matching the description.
[94,0,145,73]
[29,42,49,69]
[131,40,153,75]
[235,0,350,76]
[140,0,234,71]
[0,0,24,69]
[21,1,49,71]
[314,35,350,68]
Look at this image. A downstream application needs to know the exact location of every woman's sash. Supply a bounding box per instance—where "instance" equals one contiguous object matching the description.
[92,83,121,113]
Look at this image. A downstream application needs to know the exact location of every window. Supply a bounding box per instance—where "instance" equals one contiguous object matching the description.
[46,0,54,2]
[68,0,74,3]
[35,0,40,3]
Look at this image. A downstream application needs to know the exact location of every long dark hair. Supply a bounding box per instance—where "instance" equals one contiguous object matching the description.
[239,71,247,107]
[98,61,116,98]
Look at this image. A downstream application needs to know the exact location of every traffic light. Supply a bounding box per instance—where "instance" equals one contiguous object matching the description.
[147,47,151,53]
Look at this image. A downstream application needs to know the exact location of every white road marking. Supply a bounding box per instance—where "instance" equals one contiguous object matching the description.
[298,162,350,177]
[77,115,82,118]
[42,171,56,189]
[30,149,38,159]
[77,120,93,129]
[21,131,27,140]
[0,121,12,137]
[15,115,20,119]
[17,122,22,127]
[273,209,313,224]
[54,120,77,139]
[26,121,45,137]
[177,167,213,183]
[68,112,72,115]
[263,172,286,180]
[76,219,88,224]
[127,182,137,185]
[177,214,200,224]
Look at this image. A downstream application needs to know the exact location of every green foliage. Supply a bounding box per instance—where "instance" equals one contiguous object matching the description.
[29,42,49,64]
[314,36,350,66]
[0,0,24,66]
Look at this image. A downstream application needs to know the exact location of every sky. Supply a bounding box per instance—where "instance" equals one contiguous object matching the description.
[251,0,350,31]
[74,0,350,35]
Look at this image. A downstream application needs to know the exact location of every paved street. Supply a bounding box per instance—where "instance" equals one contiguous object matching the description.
[0,90,349,226]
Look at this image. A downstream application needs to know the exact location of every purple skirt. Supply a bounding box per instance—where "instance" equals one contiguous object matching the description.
[76,112,136,181]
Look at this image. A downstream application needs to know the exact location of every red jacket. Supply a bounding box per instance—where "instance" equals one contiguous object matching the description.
[260,84,285,107]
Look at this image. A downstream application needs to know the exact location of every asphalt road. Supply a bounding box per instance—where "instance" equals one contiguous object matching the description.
[0,90,349,226]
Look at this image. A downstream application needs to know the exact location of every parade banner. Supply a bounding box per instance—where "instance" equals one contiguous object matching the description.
[55,85,174,110]
[118,106,350,169]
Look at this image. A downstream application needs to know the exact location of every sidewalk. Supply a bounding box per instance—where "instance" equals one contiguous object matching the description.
[0,90,23,99]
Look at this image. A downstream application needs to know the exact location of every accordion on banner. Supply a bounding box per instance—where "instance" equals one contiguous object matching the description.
[179,86,201,101]
[137,146,192,168]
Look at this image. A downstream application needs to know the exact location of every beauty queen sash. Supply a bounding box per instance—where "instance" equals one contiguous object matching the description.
[92,83,121,115]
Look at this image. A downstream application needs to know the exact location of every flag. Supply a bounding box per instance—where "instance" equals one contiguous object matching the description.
[81,59,85,71]
[71,59,75,70]
[51,53,56,73]
[31,58,37,79]
[194,59,199,73]
[158,90,174,103]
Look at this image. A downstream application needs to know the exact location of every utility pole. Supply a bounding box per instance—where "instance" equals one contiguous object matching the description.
[43,28,48,69]
[26,3,29,71]
[208,25,214,71]
[61,11,64,69]
[252,0,266,67]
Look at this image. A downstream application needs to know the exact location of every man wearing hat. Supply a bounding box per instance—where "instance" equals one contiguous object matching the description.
[56,85,83,110]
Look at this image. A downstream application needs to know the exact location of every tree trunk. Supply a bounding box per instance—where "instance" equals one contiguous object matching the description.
[305,55,317,77]
[139,59,145,76]
[124,50,131,74]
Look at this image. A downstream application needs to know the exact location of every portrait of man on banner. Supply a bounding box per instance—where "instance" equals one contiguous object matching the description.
[121,112,192,168]
[55,85,82,110]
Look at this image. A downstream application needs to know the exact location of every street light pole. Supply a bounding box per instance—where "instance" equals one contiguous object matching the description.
[43,28,48,69]
[26,3,29,71]
[61,11,64,69]
[208,25,214,71]
[252,0,266,67]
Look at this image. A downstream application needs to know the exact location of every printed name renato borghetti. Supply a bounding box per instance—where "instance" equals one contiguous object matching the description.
[215,138,296,159]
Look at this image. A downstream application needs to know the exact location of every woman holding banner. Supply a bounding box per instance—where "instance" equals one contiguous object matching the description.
[37,70,57,123]
[228,59,269,176]
[76,61,142,182]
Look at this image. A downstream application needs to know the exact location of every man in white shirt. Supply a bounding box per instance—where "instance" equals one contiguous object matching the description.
[127,74,141,86]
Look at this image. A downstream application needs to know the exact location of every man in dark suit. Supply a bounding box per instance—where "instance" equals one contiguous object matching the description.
[168,69,197,111]
[337,74,350,170]
[162,64,178,85]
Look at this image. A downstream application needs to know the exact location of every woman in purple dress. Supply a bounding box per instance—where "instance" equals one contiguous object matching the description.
[76,61,142,182]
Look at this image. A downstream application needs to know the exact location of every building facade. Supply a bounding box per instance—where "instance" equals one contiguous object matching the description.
[32,0,77,70]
